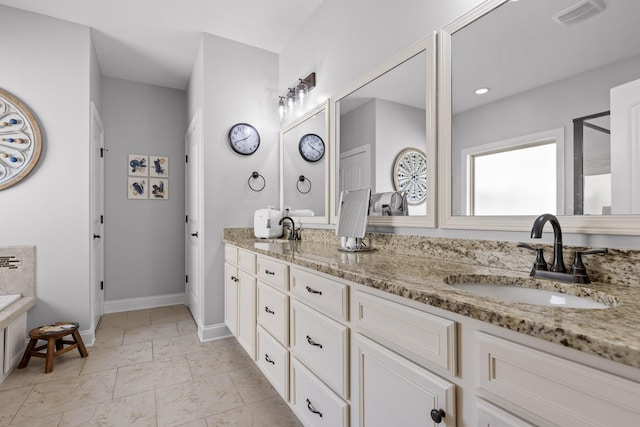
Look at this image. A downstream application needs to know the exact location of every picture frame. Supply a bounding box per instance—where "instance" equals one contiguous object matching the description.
[128,154,148,177]
[150,178,168,200]
[128,177,147,199]
[149,155,169,178]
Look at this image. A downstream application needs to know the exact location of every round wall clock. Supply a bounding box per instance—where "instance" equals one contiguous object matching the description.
[0,88,43,191]
[298,133,325,162]
[393,148,427,205]
[228,123,260,155]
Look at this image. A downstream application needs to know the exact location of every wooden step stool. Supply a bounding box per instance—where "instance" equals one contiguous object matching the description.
[18,321,89,373]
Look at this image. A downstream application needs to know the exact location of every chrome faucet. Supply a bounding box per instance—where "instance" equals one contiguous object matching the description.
[530,213,566,273]
[279,216,299,240]
[524,213,607,284]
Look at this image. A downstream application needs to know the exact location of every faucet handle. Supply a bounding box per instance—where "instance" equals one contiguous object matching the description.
[571,248,608,276]
[517,242,548,272]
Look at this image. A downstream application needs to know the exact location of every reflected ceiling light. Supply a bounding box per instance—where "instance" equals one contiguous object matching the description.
[474,87,491,95]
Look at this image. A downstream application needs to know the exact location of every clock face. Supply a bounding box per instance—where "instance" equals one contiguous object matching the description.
[228,123,260,155]
[393,148,427,205]
[298,133,325,162]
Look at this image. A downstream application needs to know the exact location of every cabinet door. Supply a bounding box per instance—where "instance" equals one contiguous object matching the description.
[237,269,257,360]
[224,262,239,337]
[4,313,27,374]
[352,333,456,427]
[476,400,534,427]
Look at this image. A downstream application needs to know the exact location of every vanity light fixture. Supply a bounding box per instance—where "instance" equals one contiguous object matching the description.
[474,87,491,95]
[278,72,316,120]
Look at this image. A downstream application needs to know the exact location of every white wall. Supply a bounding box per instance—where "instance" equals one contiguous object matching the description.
[279,0,485,116]
[102,77,187,303]
[0,6,92,330]
[188,33,279,334]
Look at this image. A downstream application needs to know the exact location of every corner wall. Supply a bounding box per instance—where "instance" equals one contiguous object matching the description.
[0,6,92,330]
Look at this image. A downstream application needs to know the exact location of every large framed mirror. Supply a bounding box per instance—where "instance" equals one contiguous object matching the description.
[330,34,437,227]
[439,0,640,234]
[280,100,330,224]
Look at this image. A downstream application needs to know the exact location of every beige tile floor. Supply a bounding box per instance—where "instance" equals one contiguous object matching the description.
[0,305,302,426]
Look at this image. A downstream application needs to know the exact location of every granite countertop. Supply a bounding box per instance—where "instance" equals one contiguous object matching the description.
[225,237,640,369]
[0,296,35,330]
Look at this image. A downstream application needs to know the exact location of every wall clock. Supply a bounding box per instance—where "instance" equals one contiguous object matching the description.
[0,88,43,191]
[393,148,427,205]
[228,123,260,155]
[299,133,325,162]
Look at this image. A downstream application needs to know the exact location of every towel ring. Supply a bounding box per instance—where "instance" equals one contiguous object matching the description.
[296,175,312,194]
[248,171,266,192]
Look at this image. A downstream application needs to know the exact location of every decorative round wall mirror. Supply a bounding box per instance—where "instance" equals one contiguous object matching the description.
[0,88,43,190]
[393,147,427,205]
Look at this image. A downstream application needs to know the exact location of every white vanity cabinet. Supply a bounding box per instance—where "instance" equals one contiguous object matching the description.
[224,246,257,359]
[476,332,640,426]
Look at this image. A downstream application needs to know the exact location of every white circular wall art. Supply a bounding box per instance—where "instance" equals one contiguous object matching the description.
[393,148,428,205]
[0,88,43,191]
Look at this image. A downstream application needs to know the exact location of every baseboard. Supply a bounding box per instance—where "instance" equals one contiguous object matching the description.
[80,328,95,347]
[104,293,186,314]
[199,322,232,342]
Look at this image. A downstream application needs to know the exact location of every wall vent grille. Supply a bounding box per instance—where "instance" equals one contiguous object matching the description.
[552,0,606,25]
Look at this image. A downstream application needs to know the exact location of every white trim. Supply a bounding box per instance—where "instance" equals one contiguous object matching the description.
[331,33,437,228]
[199,322,232,342]
[104,293,186,314]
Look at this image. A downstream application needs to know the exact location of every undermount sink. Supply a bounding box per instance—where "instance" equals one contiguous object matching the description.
[445,275,614,309]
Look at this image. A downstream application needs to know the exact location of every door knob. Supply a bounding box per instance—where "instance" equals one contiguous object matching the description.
[190,232,198,237]
[93,234,101,239]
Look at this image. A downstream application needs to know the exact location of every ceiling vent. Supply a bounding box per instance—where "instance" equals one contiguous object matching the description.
[552,0,606,25]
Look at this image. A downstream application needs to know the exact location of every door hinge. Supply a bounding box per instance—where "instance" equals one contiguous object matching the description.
[185,154,188,163]
[185,274,189,283]
[100,147,109,157]
[186,215,188,223]
[100,281,104,290]
[100,215,104,224]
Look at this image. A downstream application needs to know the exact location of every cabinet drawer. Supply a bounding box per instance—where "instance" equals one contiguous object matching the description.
[257,256,289,290]
[256,326,289,401]
[291,357,349,427]
[477,332,640,426]
[291,299,349,398]
[237,249,256,274]
[290,267,348,321]
[353,290,456,375]
[257,281,289,346]
[476,399,534,427]
[224,245,238,264]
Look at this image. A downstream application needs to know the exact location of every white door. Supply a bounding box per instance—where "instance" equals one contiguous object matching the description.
[90,102,104,333]
[185,111,203,328]
[610,78,640,214]
[339,144,371,193]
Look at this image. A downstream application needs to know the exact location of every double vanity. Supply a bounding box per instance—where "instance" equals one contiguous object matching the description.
[224,228,640,426]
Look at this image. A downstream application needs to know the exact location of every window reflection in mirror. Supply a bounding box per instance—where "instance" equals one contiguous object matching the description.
[332,35,437,227]
[450,0,640,216]
[280,101,329,224]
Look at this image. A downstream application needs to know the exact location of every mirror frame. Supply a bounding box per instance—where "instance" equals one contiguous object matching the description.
[330,33,437,227]
[280,99,331,224]
[438,0,640,235]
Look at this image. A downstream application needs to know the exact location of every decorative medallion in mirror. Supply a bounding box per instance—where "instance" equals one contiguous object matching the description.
[0,88,42,191]
[439,0,640,234]
[330,34,437,227]
[280,100,330,224]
